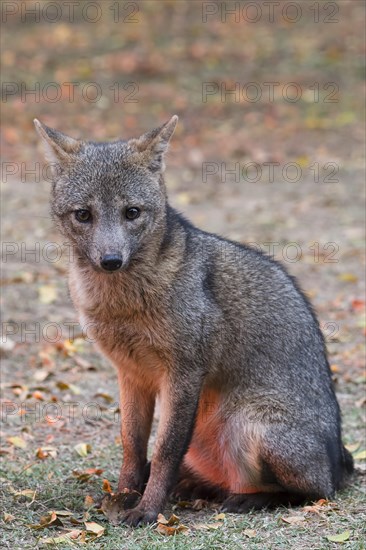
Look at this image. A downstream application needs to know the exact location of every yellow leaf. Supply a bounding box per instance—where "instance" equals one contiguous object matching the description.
[353,449,366,460]
[326,530,350,542]
[8,436,27,449]
[338,273,357,283]
[195,522,221,530]
[13,489,36,500]
[176,192,191,205]
[74,443,91,457]
[39,285,58,304]
[84,521,105,537]
[345,442,361,453]
[213,512,226,520]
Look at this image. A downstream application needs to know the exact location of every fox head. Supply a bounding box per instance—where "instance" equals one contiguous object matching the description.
[34,116,178,272]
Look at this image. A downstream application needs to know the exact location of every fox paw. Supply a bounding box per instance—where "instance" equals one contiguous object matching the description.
[119,506,158,527]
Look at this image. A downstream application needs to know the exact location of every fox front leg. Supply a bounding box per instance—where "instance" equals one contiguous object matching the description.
[120,371,202,526]
[116,369,155,495]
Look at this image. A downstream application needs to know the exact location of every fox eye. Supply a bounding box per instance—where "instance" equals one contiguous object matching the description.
[126,207,140,220]
[75,209,92,223]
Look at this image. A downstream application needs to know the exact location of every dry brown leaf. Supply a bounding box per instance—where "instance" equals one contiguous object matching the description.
[102,478,113,493]
[282,515,306,524]
[95,392,114,403]
[36,446,57,460]
[244,528,257,538]
[84,495,95,508]
[157,513,168,524]
[156,523,188,536]
[72,468,103,483]
[192,498,209,510]
[29,511,64,530]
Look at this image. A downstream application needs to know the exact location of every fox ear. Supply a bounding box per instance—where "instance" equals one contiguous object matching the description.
[34,119,82,168]
[133,115,178,173]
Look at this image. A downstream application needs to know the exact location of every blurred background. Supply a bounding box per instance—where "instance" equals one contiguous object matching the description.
[1,1,365,545]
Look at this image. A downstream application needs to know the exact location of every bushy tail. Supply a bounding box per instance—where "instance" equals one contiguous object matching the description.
[343,446,354,475]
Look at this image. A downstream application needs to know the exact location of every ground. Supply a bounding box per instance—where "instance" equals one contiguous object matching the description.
[1,1,365,548]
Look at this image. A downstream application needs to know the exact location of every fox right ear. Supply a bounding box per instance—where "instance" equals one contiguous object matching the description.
[34,119,82,167]
[132,115,178,173]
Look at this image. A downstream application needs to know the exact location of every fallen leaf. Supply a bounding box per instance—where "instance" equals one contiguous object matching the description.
[3,512,16,522]
[102,478,113,493]
[195,522,221,530]
[303,499,330,514]
[176,192,191,205]
[355,396,366,408]
[157,513,168,524]
[10,488,36,500]
[192,498,209,510]
[156,523,188,535]
[95,392,114,403]
[326,530,350,542]
[29,511,63,530]
[72,468,103,482]
[53,510,73,517]
[84,521,105,537]
[36,447,57,460]
[353,449,366,460]
[282,515,306,524]
[33,369,50,382]
[39,285,58,304]
[74,442,91,457]
[338,273,357,283]
[351,299,365,312]
[345,442,361,453]
[213,512,226,520]
[84,495,95,508]
[165,514,180,526]
[7,436,27,449]
[244,528,257,538]
[40,530,83,545]
[0,339,16,355]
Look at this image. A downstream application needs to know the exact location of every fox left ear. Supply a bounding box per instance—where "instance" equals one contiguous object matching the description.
[132,115,178,173]
[34,119,82,171]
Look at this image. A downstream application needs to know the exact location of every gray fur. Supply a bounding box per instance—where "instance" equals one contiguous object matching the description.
[34,117,353,526]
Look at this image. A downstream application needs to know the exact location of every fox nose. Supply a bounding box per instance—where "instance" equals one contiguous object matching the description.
[100,254,122,272]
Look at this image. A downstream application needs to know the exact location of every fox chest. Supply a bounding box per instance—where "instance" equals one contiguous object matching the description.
[68,268,173,371]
